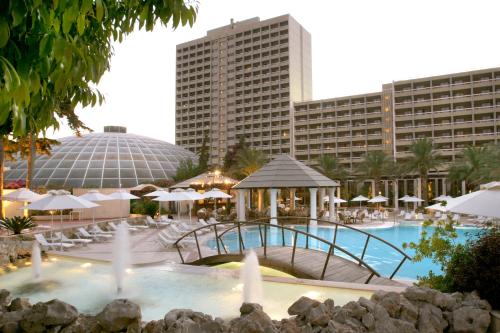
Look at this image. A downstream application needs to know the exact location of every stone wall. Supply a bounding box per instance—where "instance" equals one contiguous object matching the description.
[0,237,31,266]
[0,286,494,333]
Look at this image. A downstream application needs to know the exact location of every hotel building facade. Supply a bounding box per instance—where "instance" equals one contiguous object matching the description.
[176,15,499,198]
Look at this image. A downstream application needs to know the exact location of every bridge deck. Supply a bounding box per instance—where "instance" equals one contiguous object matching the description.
[190,246,404,287]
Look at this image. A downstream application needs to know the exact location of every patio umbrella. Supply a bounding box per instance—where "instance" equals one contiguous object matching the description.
[203,188,232,216]
[170,189,193,220]
[351,195,369,207]
[403,196,424,211]
[433,195,453,202]
[109,190,140,221]
[25,190,99,250]
[183,188,205,222]
[447,182,500,219]
[323,196,347,203]
[79,190,113,225]
[368,195,388,210]
[144,189,169,217]
[3,188,43,217]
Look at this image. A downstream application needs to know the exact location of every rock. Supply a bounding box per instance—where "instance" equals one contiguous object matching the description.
[8,297,31,311]
[323,299,335,316]
[0,289,12,311]
[399,296,418,324]
[2,321,20,333]
[324,320,361,333]
[142,319,165,333]
[0,310,26,332]
[450,306,491,333]
[372,291,401,318]
[19,299,78,332]
[372,304,398,333]
[358,297,375,313]
[391,318,418,333]
[240,303,263,315]
[164,309,223,333]
[461,291,491,311]
[59,315,101,333]
[403,286,437,304]
[307,303,330,327]
[97,299,141,332]
[342,301,367,320]
[230,303,277,333]
[288,297,321,317]
[433,292,458,311]
[417,303,447,333]
[361,313,375,330]
[279,318,301,333]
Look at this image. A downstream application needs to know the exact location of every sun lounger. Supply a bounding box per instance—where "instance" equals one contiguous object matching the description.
[124,221,149,229]
[108,221,138,232]
[158,232,195,248]
[91,225,114,235]
[54,232,92,246]
[404,213,412,220]
[34,234,74,251]
[434,211,442,218]
[416,213,424,220]
[146,216,170,228]
[77,227,112,241]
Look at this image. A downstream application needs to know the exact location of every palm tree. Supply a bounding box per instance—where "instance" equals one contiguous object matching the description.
[235,149,267,178]
[448,146,490,191]
[356,151,390,196]
[316,155,348,181]
[405,138,441,204]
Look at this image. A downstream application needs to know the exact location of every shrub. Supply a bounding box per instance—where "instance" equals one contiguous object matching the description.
[0,216,37,235]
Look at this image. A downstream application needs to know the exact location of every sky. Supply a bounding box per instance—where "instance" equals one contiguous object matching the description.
[54,0,500,143]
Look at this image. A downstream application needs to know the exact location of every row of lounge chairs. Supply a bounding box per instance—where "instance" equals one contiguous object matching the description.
[156,218,220,248]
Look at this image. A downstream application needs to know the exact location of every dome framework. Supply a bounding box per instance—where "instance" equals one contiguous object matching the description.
[4,127,195,189]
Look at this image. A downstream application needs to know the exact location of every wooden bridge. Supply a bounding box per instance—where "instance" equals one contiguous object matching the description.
[174,218,411,286]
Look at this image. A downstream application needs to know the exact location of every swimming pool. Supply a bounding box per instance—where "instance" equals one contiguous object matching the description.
[208,224,482,281]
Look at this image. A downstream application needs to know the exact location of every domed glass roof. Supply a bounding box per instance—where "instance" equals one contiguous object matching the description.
[4,126,196,189]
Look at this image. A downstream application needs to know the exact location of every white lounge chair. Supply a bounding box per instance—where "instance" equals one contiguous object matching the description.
[34,234,74,250]
[90,225,114,235]
[434,211,442,218]
[146,216,170,228]
[170,224,191,236]
[398,210,405,217]
[159,230,196,247]
[452,214,461,222]
[77,227,112,241]
[54,232,92,246]
[416,213,424,220]
[404,213,412,220]
[108,222,138,233]
[124,220,149,230]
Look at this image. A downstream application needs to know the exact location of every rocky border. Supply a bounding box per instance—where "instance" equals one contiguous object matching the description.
[0,286,492,333]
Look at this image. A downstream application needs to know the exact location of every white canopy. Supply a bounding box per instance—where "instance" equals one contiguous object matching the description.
[109,190,140,200]
[398,194,410,201]
[3,188,42,202]
[323,196,347,203]
[203,188,232,199]
[184,188,205,200]
[78,190,113,202]
[368,195,388,203]
[26,190,98,210]
[143,189,170,197]
[433,195,453,202]
[351,195,369,202]
[403,196,424,203]
[447,182,500,218]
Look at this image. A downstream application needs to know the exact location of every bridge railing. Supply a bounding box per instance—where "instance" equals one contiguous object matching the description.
[174,220,388,283]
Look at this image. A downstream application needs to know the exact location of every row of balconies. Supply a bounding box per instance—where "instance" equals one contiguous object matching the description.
[393,74,500,93]
[395,118,497,129]
[294,110,382,122]
[294,98,382,112]
[394,105,498,117]
[395,91,500,105]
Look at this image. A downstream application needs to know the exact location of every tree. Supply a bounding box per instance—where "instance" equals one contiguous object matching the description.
[173,159,200,182]
[235,148,267,178]
[356,151,390,196]
[0,0,197,203]
[448,146,490,192]
[223,136,248,174]
[315,155,348,181]
[405,138,441,204]
[197,133,209,173]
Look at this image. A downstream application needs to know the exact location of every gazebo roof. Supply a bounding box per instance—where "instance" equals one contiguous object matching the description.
[233,155,339,189]
[171,171,238,189]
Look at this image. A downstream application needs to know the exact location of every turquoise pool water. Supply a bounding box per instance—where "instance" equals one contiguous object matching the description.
[208,224,482,281]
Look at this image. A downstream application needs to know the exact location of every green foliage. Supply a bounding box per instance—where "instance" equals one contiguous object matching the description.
[235,148,267,178]
[197,134,210,172]
[173,158,201,182]
[356,151,390,194]
[0,216,37,234]
[404,217,500,308]
[223,136,248,174]
[131,199,164,218]
[315,155,349,181]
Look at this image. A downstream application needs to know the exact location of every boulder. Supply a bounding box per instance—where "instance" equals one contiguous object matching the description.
[97,299,141,332]
[306,303,330,327]
[20,299,78,332]
[142,319,165,333]
[60,314,101,333]
[403,286,437,304]
[279,318,301,333]
[361,313,375,330]
[323,299,335,316]
[358,297,375,313]
[164,309,223,333]
[0,289,12,311]
[288,297,320,317]
[8,297,31,311]
[324,319,362,333]
[460,291,491,311]
[371,291,401,318]
[391,318,418,333]
[450,306,490,333]
[399,296,419,325]
[417,303,447,333]
[342,301,367,320]
[229,303,277,333]
[0,310,26,332]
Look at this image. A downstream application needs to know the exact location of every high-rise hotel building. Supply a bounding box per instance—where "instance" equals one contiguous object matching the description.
[175,15,312,165]
[175,15,499,191]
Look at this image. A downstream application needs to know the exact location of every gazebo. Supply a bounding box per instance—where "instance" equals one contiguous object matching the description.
[232,155,339,224]
[170,171,238,189]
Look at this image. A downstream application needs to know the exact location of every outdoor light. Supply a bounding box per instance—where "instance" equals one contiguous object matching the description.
[214,170,221,176]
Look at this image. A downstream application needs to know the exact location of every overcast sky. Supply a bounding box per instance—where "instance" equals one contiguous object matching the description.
[54,0,500,142]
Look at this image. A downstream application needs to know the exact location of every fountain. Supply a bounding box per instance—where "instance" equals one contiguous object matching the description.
[112,223,131,294]
[31,241,42,281]
[241,250,263,305]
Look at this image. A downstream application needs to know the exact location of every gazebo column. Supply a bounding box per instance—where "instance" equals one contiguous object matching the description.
[269,188,278,225]
[461,180,466,195]
[246,189,252,209]
[384,181,389,199]
[371,180,376,197]
[309,188,318,225]
[319,188,325,211]
[336,187,341,208]
[257,189,264,212]
[237,189,246,222]
[290,188,296,209]
[442,178,447,195]
[328,187,336,222]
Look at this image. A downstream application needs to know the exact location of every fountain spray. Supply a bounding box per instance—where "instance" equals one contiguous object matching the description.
[241,250,263,305]
[112,223,131,294]
[31,241,42,281]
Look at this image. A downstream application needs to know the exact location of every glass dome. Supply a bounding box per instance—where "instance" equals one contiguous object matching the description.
[4,126,196,189]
